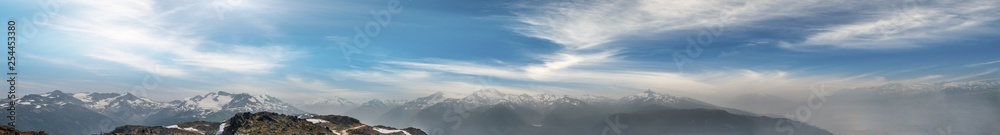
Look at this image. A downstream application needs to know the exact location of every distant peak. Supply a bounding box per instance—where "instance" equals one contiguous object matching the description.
[209,91,255,97]
[643,89,657,96]
[44,90,71,97]
[472,88,505,95]
[123,92,138,98]
[428,92,445,97]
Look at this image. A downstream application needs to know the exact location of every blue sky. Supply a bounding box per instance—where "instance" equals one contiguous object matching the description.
[2,0,998,103]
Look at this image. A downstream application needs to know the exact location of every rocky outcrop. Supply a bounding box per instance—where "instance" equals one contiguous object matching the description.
[107,111,427,135]
[104,125,201,135]
[0,125,47,135]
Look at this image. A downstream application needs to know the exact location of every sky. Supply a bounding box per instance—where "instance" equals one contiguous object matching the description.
[1,0,998,103]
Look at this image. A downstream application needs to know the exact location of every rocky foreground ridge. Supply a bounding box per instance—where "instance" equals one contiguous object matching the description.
[107,111,426,135]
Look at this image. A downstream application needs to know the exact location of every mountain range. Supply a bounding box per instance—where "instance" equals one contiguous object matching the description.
[371,88,830,135]
[2,80,996,134]
[0,86,855,134]
[812,81,1000,134]
[0,91,305,134]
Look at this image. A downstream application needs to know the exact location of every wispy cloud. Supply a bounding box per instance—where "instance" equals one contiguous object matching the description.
[312,0,1000,102]
[86,49,188,77]
[781,0,1000,50]
[965,60,1000,67]
[50,0,301,75]
[13,0,995,103]
[328,67,545,98]
[368,58,885,101]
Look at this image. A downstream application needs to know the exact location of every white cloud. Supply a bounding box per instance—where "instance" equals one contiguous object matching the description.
[782,0,1000,49]
[382,60,527,80]
[173,45,300,74]
[328,67,544,98]
[501,0,862,94]
[49,0,300,76]
[965,60,1000,67]
[350,0,918,99]
[316,0,1000,101]
[512,0,998,51]
[524,50,620,80]
[372,58,886,101]
[510,0,839,51]
[86,49,188,77]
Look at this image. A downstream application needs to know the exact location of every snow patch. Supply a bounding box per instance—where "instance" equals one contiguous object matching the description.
[165,125,200,132]
[306,119,329,124]
[215,123,227,135]
[373,127,412,135]
[72,93,93,102]
[197,95,233,110]
[92,97,116,109]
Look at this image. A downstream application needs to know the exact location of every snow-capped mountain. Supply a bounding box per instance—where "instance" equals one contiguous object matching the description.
[621,89,687,104]
[392,88,725,115]
[68,92,169,124]
[1,90,308,134]
[379,88,724,125]
[294,97,362,114]
[372,88,825,135]
[342,99,407,123]
[452,89,609,114]
[144,91,305,126]
[17,90,85,108]
[619,89,715,109]
[358,98,405,107]
[169,91,301,113]
[458,89,565,111]
[399,92,448,111]
[15,90,169,126]
[849,80,1000,95]
[620,89,757,116]
[577,94,615,105]
[1,90,124,134]
[294,97,407,115]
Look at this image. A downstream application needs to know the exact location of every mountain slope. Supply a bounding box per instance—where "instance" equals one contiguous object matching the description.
[590,108,831,135]
[344,99,404,123]
[80,92,169,124]
[295,97,362,115]
[143,91,306,126]
[0,90,123,134]
[814,81,1000,134]
[371,89,828,135]
[3,90,306,134]
[620,89,757,116]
